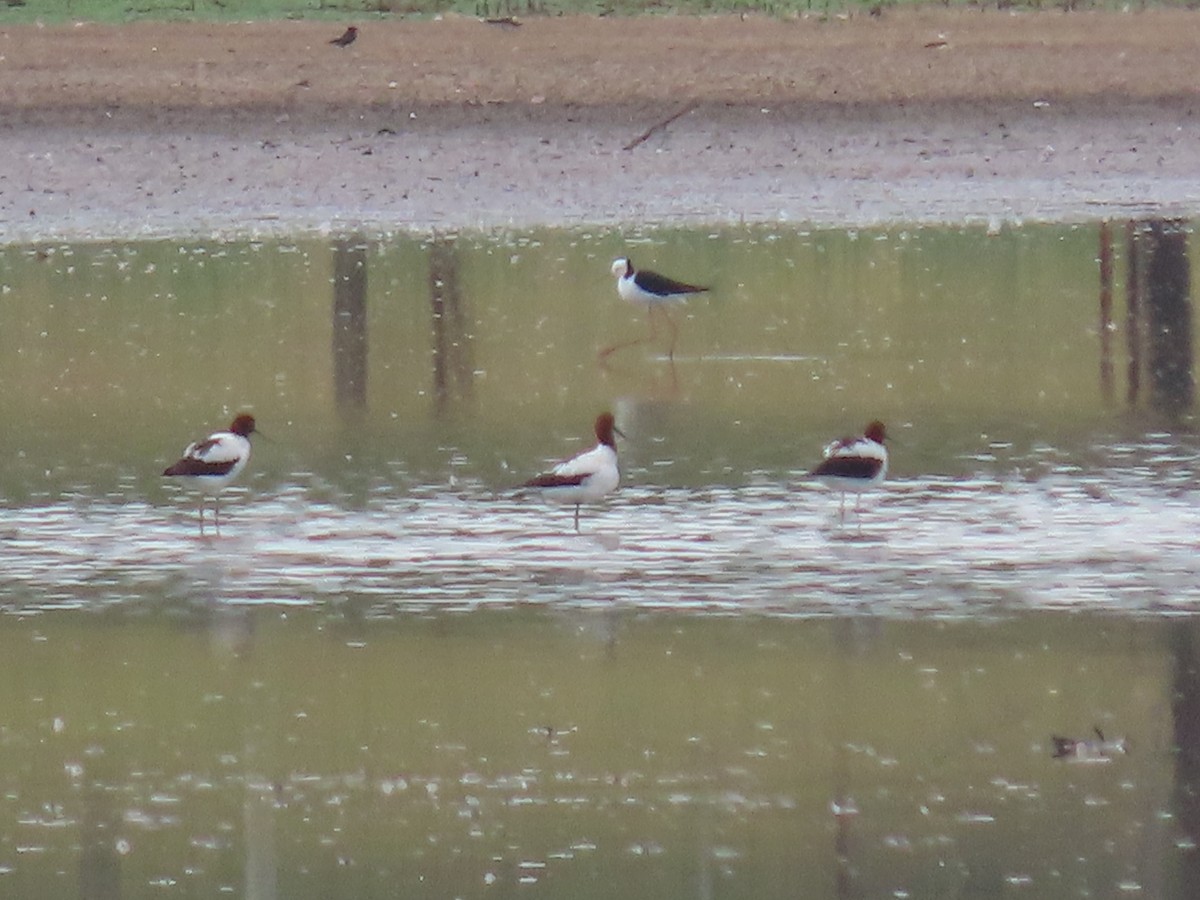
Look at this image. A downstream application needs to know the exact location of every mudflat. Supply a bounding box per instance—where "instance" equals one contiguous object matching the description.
[2,10,1199,239]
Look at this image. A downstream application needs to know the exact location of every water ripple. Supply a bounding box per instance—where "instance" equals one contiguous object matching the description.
[2,476,1198,616]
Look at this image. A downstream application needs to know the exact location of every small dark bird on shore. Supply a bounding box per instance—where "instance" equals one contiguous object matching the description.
[329,26,358,48]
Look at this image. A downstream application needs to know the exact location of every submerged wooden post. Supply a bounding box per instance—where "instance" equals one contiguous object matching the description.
[1098,220,1114,404]
[1145,218,1194,415]
[428,235,475,416]
[332,237,369,414]
[1125,220,1142,407]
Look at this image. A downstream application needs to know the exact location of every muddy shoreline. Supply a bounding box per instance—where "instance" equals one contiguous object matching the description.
[2,13,1199,241]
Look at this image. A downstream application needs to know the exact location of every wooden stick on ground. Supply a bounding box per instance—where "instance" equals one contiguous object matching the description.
[623,102,699,151]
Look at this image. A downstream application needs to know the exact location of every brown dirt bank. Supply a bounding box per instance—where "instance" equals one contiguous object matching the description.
[2,10,1199,240]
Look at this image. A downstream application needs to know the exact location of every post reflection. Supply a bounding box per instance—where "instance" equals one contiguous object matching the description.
[829,617,881,900]
[205,607,281,900]
[428,235,474,416]
[1126,220,1144,407]
[1145,219,1194,415]
[1173,623,1200,891]
[1118,218,1194,415]
[243,778,279,900]
[332,237,369,415]
[79,777,121,900]
[1099,220,1114,404]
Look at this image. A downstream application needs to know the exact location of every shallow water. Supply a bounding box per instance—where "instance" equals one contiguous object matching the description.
[1,221,1199,896]
[0,609,1195,899]
[2,221,1198,614]
[5,470,1200,616]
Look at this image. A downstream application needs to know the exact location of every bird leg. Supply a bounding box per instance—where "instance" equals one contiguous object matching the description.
[573,503,581,533]
[661,307,680,360]
[598,306,661,362]
[598,329,653,362]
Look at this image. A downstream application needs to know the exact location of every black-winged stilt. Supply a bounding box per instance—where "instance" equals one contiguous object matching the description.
[601,257,707,362]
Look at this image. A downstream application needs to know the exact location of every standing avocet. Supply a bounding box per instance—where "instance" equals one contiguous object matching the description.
[524,412,623,532]
[163,413,258,534]
[811,420,888,522]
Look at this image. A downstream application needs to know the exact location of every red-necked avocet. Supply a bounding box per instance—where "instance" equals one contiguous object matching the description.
[811,420,888,522]
[524,412,623,532]
[163,413,258,534]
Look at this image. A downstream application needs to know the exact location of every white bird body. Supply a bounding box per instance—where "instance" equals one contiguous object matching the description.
[539,443,620,506]
[525,413,622,531]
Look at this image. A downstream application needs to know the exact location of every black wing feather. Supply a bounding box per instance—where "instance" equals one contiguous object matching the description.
[812,456,884,479]
[164,458,239,477]
[634,269,707,297]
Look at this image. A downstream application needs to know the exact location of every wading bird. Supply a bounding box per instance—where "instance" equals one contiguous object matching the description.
[163,413,258,534]
[1051,727,1129,761]
[811,420,888,523]
[524,412,623,532]
[601,257,707,362]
